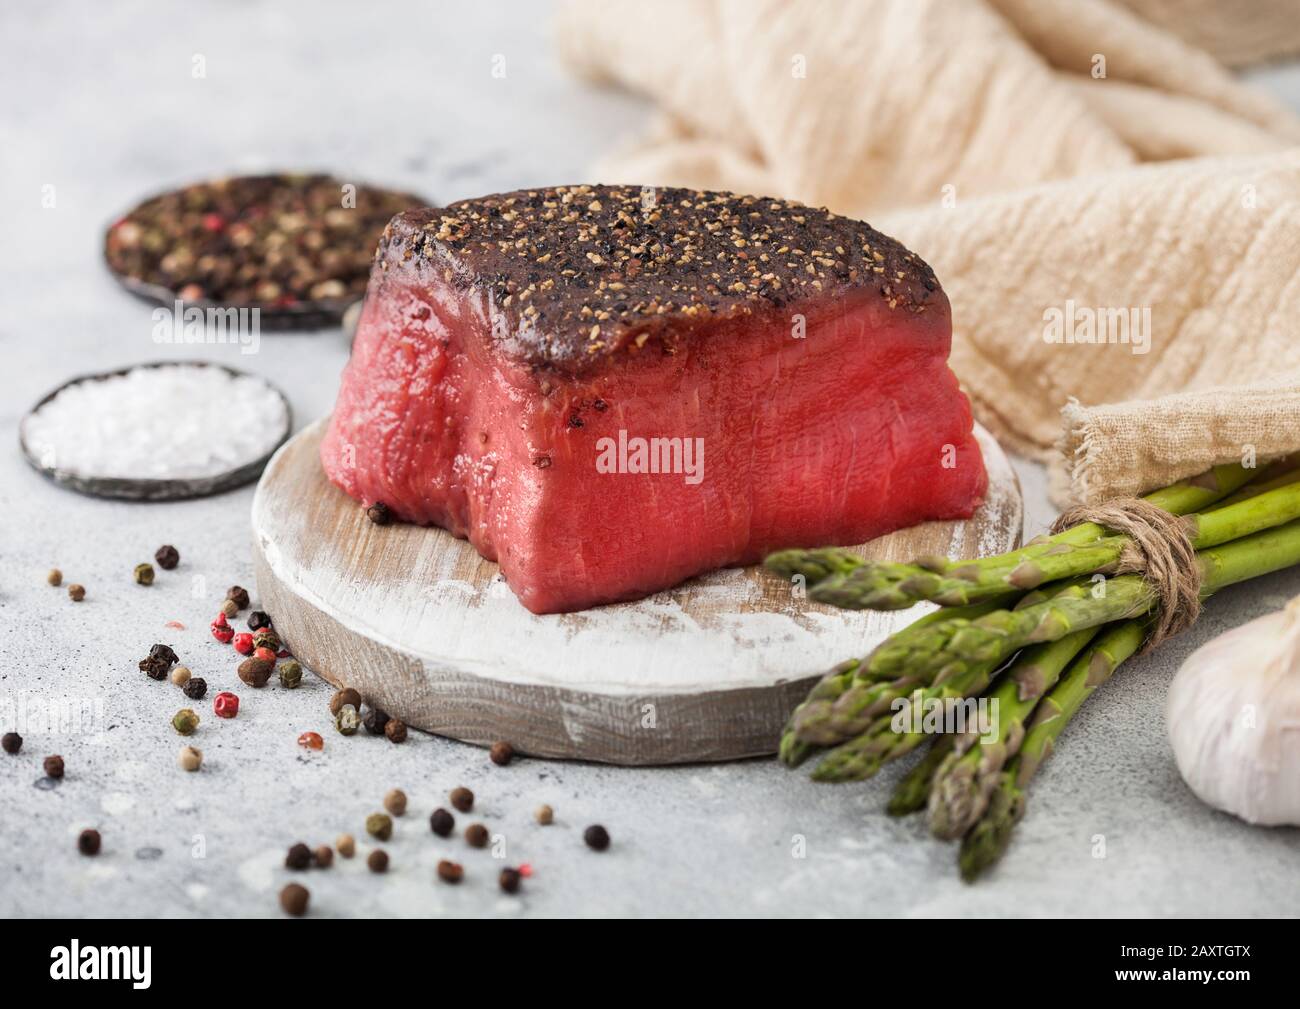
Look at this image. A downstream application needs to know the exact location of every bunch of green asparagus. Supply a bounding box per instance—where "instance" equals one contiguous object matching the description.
[764,458,1300,881]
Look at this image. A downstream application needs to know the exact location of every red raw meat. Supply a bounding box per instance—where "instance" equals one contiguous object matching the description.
[321,185,986,613]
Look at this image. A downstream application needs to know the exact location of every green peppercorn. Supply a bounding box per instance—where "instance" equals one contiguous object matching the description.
[335,703,360,735]
[278,660,302,689]
[172,708,200,735]
[365,812,392,840]
[253,629,281,653]
[133,563,155,586]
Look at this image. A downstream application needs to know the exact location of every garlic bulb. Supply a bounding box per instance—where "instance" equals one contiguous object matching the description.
[1167,596,1300,825]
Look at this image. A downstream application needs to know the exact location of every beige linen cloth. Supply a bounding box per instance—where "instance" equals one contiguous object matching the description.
[555,0,1300,502]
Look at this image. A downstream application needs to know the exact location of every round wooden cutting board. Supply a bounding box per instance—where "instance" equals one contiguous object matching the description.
[252,419,1022,764]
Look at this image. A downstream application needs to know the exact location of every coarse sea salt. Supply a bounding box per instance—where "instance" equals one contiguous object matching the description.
[23,364,288,480]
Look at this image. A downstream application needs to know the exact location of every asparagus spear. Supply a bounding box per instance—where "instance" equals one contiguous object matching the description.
[778,660,858,767]
[886,733,955,815]
[958,619,1146,882]
[764,461,1256,602]
[811,472,1300,611]
[927,626,1100,839]
[835,516,1300,695]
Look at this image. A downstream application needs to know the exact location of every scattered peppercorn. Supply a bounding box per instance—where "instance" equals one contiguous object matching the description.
[465,823,489,848]
[78,829,101,856]
[490,741,515,766]
[150,643,179,666]
[362,708,390,735]
[254,646,278,665]
[285,842,312,870]
[437,859,463,884]
[133,562,155,586]
[213,692,239,718]
[499,867,522,894]
[313,845,334,868]
[248,610,272,631]
[210,612,234,643]
[384,717,407,744]
[252,628,281,652]
[366,502,392,525]
[47,568,63,587]
[237,657,273,687]
[2,732,22,755]
[139,656,170,680]
[232,632,255,656]
[298,731,323,750]
[365,813,392,840]
[367,849,389,873]
[535,804,554,826]
[278,660,302,689]
[226,585,250,610]
[178,745,202,771]
[335,704,360,735]
[583,825,611,851]
[383,789,407,816]
[154,544,180,570]
[170,665,192,686]
[67,584,86,602]
[329,687,362,716]
[183,677,208,700]
[220,598,239,618]
[43,755,64,779]
[279,882,309,916]
[335,834,356,858]
[172,708,200,735]
[450,787,474,813]
[430,808,455,837]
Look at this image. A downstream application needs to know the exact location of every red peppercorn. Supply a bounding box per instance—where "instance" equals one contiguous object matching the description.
[298,731,324,750]
[213,692,240,718]
[253,646,277,665]
[201,212,225,232]
[212,611,229,627]
[232,632,255,655]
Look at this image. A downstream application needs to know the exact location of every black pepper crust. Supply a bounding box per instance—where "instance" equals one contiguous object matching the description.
[375,184,944,371]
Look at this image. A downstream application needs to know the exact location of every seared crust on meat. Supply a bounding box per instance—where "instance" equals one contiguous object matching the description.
[374,184,944,371]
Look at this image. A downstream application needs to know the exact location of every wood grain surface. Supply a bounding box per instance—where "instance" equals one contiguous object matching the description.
[252,419,1022,764]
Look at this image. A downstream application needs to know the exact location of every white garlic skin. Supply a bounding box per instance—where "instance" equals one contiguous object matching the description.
[1167,605,1300,826]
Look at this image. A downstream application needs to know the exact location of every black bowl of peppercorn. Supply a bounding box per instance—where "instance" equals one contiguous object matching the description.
[104,173,433,331]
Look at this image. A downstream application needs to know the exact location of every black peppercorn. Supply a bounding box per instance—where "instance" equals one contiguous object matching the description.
[489,740,514,766]
[78,829,101,856]
[139,656,170,680]
[150,643,179,666]
[449,787,474,813]
[384,718,407,744]
[465,823,489,848]
[2,732,21,755]
[226,585,250,610]
[366,502,392,525]
[182,677,207,700]
[154,544,180,570]
[499,867,522,894]
[285,842,312,870]
[363,708,390,736]
[367,849,389,873]
[248,610,272,631]
[430,808,455,837]
[43,755,64,779]
[583,825,611,851]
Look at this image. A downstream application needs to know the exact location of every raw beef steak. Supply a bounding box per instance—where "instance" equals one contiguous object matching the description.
[321,185,986,613]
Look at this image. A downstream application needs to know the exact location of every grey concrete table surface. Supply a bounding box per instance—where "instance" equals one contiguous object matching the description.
[3,1,1299,918]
